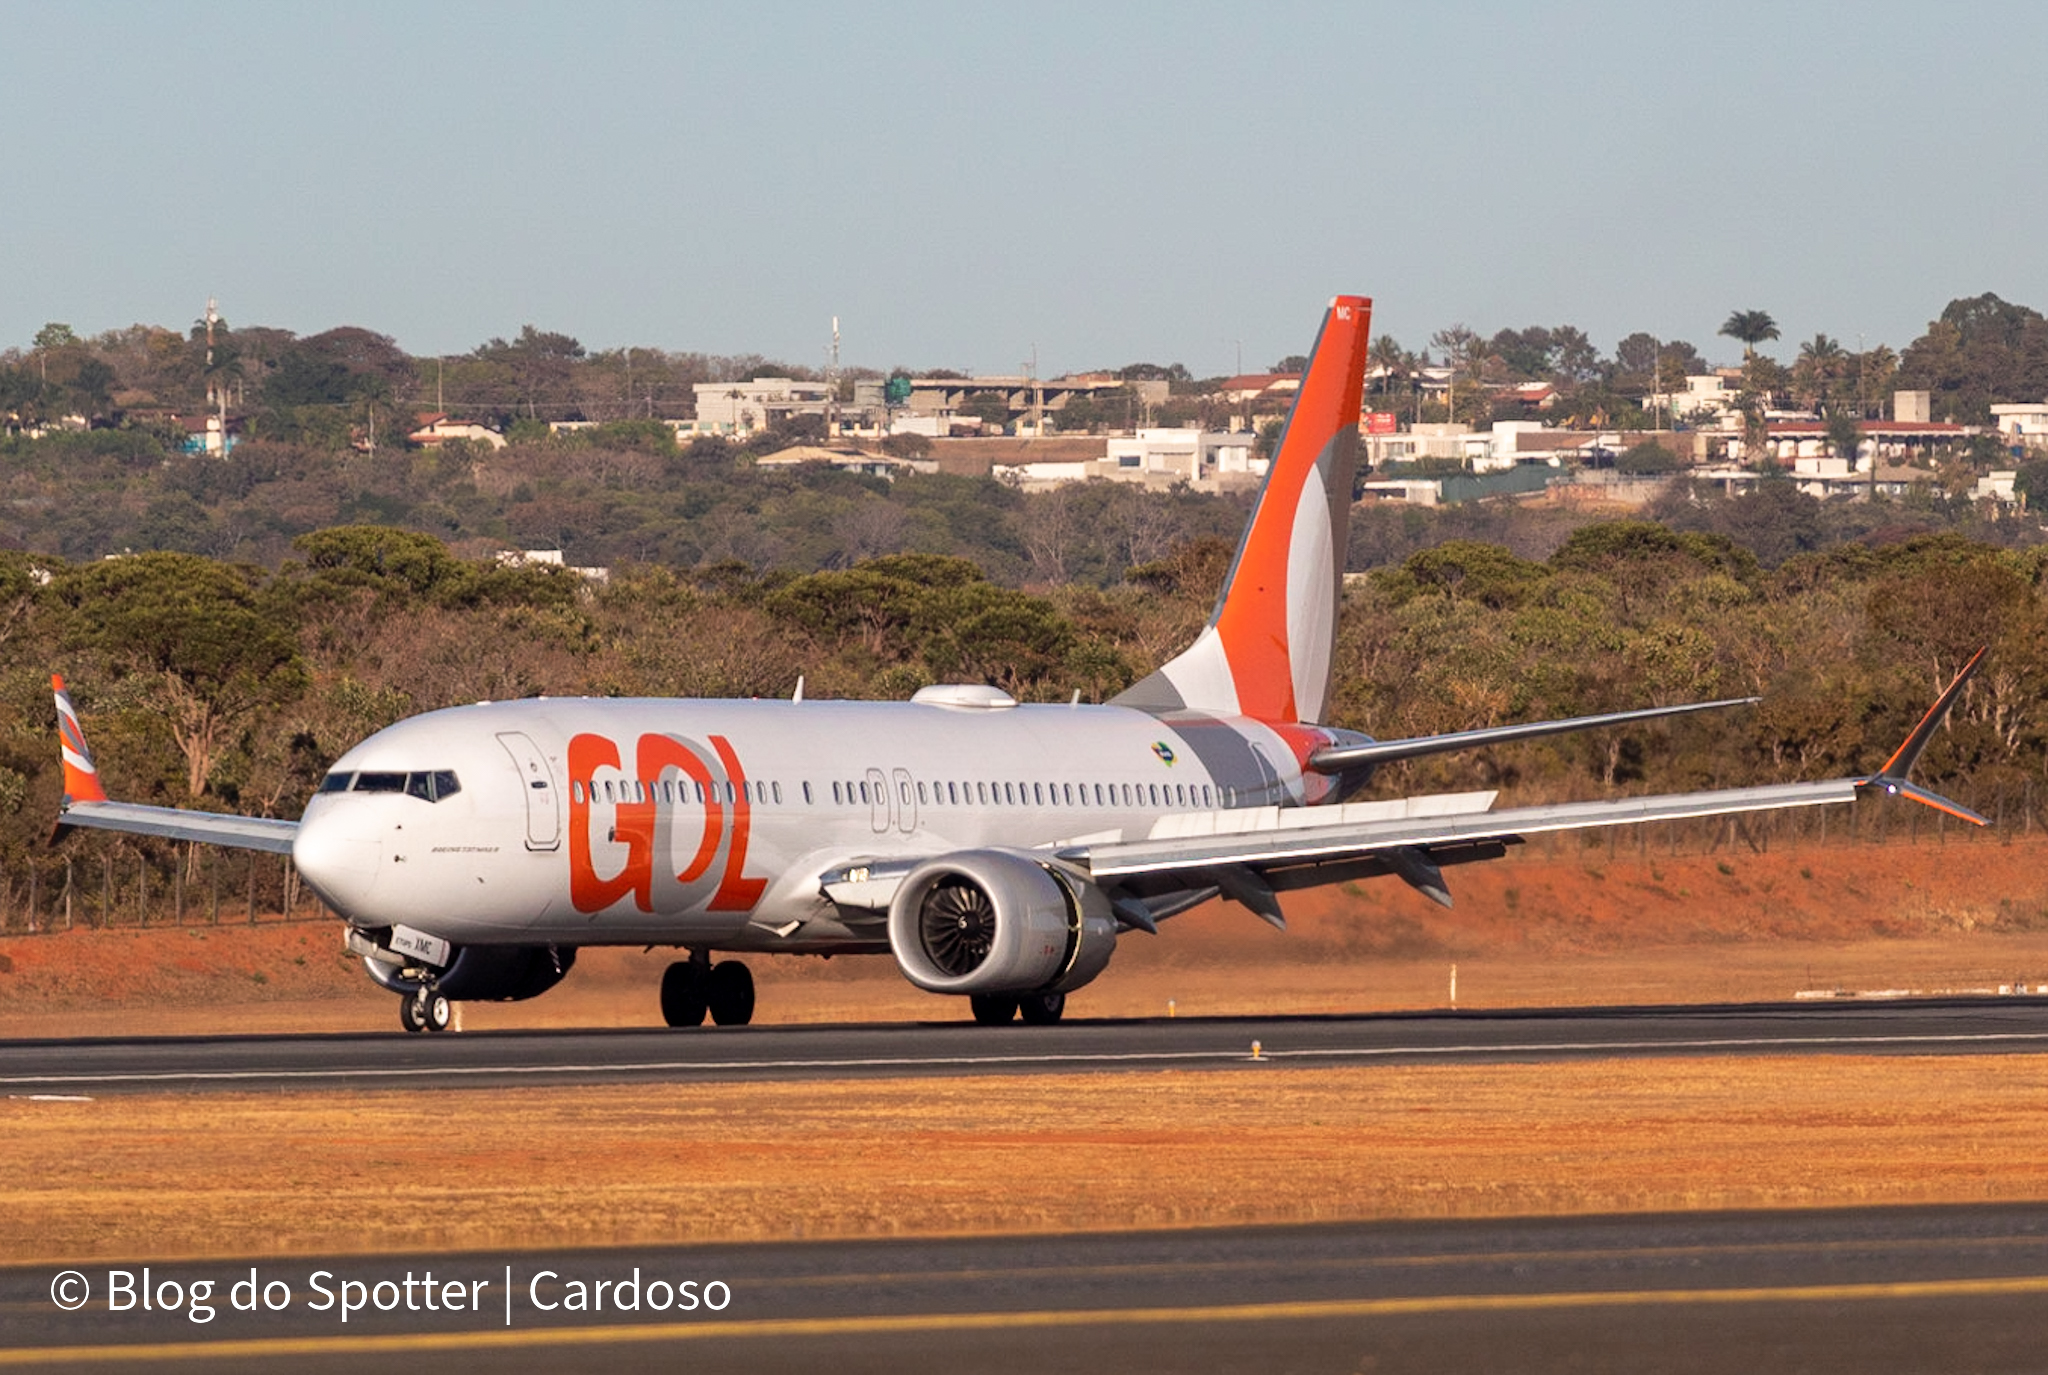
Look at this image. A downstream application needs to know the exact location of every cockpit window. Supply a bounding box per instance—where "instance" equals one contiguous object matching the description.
[344,770,463,802]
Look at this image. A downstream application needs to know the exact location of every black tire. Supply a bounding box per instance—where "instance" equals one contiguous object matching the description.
[398,994,427,1034]
[660,961,708,1028]
[1017,991,1066,1025]
[707,961,756,1026]
[422,992,453,1033]
[970,994,1019,1025]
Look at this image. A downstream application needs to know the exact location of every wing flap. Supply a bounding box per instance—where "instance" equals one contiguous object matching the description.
[1080,779,1859,882]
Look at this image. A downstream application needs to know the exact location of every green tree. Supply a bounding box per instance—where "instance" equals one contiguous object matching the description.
[1719,309,1780,359]
[1794,334,1848,414]
[958,391,1012,430]
[51,553,305,799]
[1825,412,1862,466]
[1616,439,1683,474]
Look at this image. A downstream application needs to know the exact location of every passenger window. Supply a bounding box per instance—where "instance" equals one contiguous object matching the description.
[773,781,784,805]
[1032,782,1043,806]
[1202,784,1213,807]
[976,781,987,804]
[859,781,871,805]
[832,781,842,805]
[917,781,928,805]
[572,781,585,804]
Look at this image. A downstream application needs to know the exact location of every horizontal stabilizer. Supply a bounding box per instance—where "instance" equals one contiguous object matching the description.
[1309,698,1758,773]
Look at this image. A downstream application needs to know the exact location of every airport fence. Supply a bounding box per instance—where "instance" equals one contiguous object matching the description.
[0,779,2040,935]
[0,841,331,935]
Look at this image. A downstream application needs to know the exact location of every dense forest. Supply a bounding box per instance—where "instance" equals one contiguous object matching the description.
[0,521,2038,918]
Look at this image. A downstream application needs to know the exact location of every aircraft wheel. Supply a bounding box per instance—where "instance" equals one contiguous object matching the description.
[398,993,427,1034]
[970,994,1019,1025]
[1017,991,1066,1026]
[660,961,709,1028]
[421,991,453,1033]
[707,961,756,1026]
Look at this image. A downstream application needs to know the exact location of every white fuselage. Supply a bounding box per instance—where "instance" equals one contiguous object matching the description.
[292,695,1320,952]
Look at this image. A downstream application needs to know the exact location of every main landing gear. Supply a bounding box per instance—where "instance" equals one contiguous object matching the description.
[660,951,756,1028]
[398,985,452,1034]
[970,991,1066,1026]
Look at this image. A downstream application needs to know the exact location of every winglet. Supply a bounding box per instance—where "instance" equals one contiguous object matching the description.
[52,674,108,805]
[1856,648,1988,825]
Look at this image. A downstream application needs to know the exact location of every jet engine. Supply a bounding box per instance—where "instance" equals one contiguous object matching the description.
[362,941,575,1002]
[886,849,1116,996]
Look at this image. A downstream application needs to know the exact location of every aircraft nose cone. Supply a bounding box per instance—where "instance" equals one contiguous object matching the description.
[293,812,383,918]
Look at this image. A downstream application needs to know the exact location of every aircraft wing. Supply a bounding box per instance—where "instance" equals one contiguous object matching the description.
[1068,778,1856,909]
[52,799,299,854]
[48,674,299,854]
[1070,648,1988,921]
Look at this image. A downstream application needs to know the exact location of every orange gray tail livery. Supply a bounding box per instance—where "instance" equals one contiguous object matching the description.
[1112,295,1371,725]
[52,674,107,805]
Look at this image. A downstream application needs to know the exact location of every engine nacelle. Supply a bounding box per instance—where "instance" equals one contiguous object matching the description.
[886,849,1117,996]
[363,943,575,1002]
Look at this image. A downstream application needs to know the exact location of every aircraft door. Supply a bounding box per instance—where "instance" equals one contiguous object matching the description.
[891,767,918,834]
[866,767,891,834]
[496,731,562,851]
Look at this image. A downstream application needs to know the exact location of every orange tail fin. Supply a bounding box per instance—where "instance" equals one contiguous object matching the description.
[1113,294,1371,724]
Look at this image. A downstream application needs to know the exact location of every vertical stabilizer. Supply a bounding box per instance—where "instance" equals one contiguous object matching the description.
[1112,294,1370,724]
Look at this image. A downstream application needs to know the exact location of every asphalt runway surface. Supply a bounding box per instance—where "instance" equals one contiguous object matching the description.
[5,998,2048,1095]
[8,1206,2048,1372]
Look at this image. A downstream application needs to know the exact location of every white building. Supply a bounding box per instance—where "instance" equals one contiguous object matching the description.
[1991,401,2048,449]
[687,379,834,437]
[995,429,1263,492]
[1642,372,1738,427]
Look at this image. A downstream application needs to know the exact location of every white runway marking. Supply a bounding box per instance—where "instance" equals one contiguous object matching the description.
[7,1028,2048,1088]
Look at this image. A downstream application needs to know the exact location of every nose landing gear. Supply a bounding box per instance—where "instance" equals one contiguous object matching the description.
[398,986,452,1034]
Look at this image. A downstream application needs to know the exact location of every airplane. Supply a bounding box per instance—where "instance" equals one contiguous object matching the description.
[49,294,1989,1034]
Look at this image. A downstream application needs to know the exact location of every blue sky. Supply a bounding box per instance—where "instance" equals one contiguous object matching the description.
[5,1,2044,377]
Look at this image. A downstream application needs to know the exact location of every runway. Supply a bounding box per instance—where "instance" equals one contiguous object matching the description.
[8,1206,2048,1372]
[5,998,2048,1095]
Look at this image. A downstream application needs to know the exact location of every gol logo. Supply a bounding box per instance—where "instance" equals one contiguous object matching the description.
[567,732,769,915]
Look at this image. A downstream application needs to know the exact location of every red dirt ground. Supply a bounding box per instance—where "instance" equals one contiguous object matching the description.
[4,827,2046,1036]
